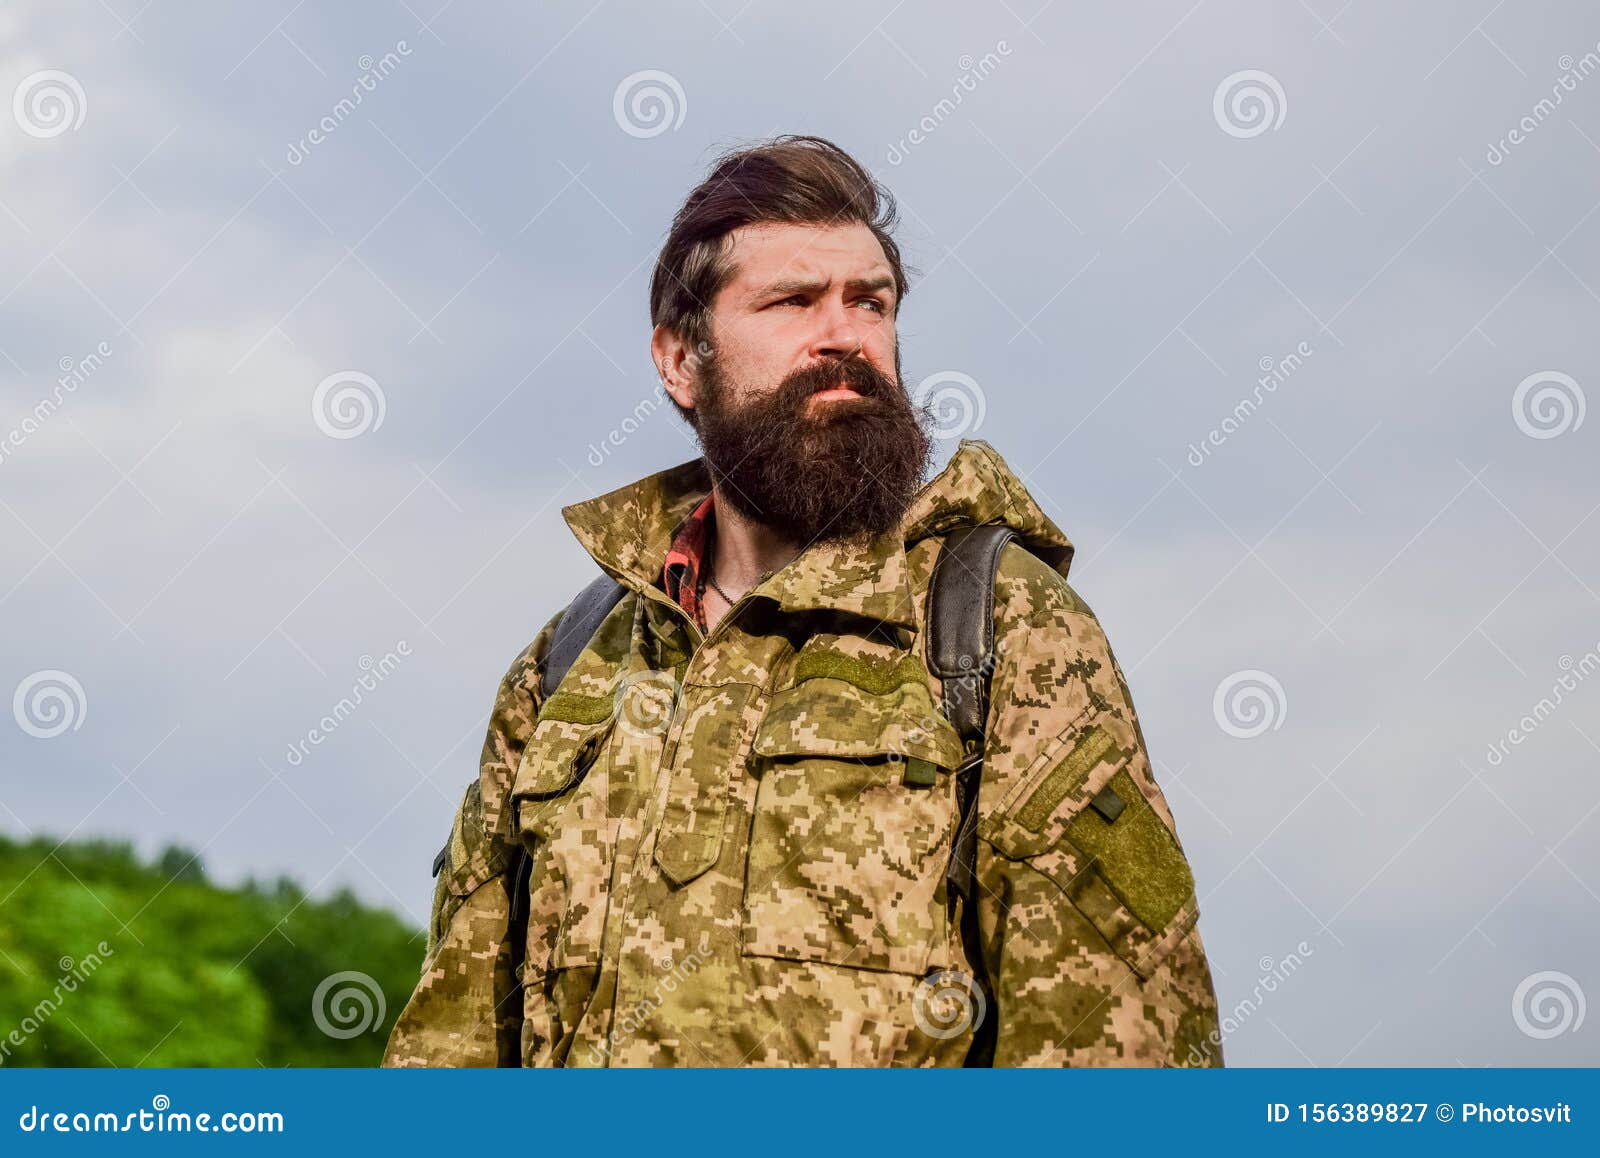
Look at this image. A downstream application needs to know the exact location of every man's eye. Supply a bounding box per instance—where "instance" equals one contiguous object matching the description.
[857,298,887,314]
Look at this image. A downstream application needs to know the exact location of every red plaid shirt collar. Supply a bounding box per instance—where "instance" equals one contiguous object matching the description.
[662,493,715,632]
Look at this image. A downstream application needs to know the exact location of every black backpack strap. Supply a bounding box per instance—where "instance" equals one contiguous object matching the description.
[926,524,1017,745]
[925,523,1019,1068]
[537,573,628,699]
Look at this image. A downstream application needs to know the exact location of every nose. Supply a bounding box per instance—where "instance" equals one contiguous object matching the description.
[807,297,865,363]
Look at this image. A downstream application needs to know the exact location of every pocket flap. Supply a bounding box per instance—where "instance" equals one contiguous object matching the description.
[752,676,964,772]
[510,705,615,803]
[982,705,1199,978]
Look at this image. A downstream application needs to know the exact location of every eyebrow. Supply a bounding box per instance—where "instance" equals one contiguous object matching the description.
[751,273,898,304]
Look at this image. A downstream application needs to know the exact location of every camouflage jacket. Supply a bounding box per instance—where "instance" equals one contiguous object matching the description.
[383,440,1222,1067]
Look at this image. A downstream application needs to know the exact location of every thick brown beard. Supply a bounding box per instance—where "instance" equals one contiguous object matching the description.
[693,352,933,549]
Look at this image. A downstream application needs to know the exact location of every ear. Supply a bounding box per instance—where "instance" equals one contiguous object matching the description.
[651,325,700,414]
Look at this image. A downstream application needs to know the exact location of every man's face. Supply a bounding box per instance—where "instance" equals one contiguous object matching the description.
[668,221,931,548]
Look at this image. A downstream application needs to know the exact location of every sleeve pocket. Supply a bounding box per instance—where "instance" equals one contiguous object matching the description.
[980,705,1200,979]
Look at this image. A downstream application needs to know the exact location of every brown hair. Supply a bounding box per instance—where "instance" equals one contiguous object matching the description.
[649,135,911,356]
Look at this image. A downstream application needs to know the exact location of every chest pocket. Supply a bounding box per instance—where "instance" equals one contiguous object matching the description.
[511,707,619,979]
[741,676,965,975]
[980,704,1200,979]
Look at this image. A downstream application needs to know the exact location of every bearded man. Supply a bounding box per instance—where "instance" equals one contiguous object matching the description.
[383,135,1222,1068]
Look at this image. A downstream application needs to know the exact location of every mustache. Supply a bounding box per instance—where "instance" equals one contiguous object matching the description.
[777,355,897,407]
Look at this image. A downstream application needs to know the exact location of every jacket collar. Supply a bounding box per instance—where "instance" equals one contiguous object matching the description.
[560,440,1074,630]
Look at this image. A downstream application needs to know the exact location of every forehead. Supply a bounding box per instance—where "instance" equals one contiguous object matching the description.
[719,221,891,296]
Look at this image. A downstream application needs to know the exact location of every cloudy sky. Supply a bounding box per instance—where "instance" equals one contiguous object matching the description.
[1,1,1596,1065]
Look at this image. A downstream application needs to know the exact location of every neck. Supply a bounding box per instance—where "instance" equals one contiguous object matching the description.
[707,483,803,596]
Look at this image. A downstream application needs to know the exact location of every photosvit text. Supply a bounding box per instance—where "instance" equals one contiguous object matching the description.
[1264,1101,1572,1125]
